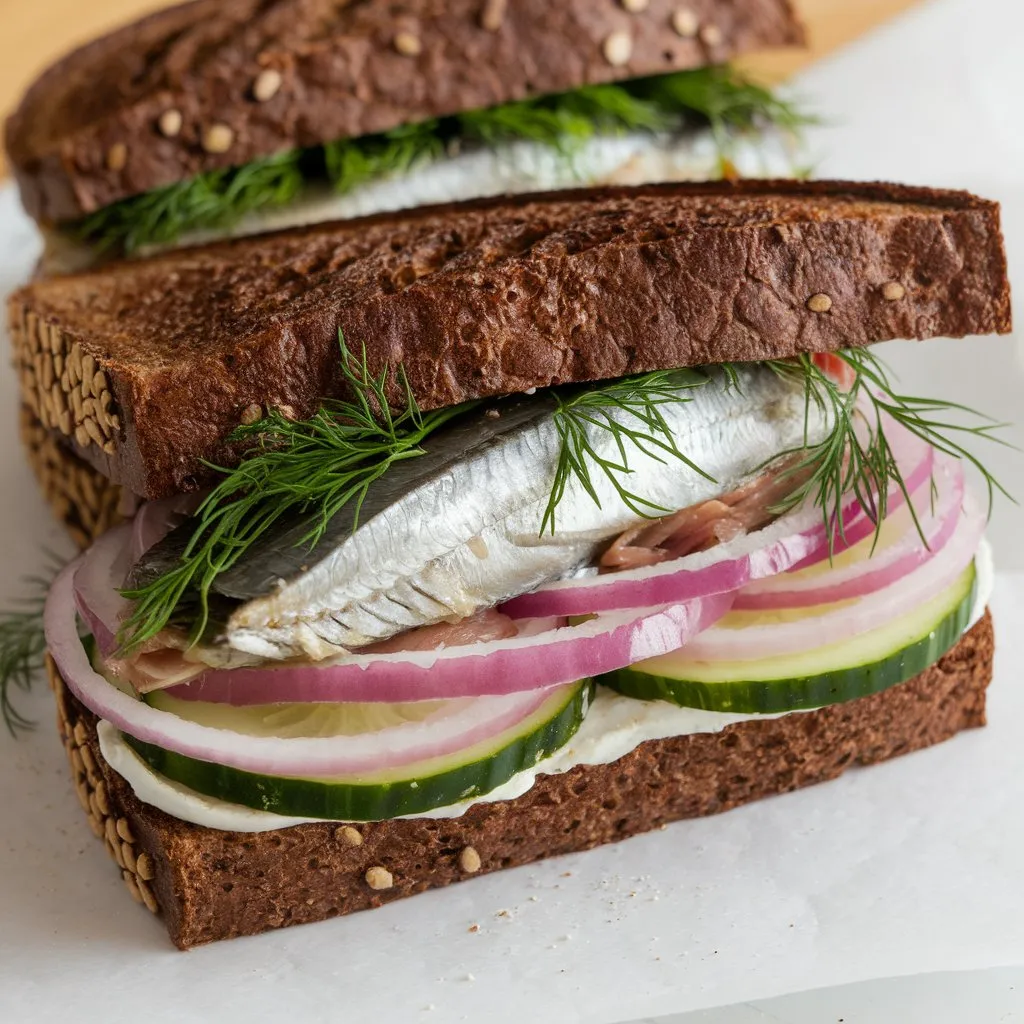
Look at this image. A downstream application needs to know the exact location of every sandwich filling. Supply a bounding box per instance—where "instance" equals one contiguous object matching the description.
[62,67,806,264]
[96,538,995,832]
[42,346,1006,827]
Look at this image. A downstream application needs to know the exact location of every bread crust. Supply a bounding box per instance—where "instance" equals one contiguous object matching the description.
[19,405,125,549]
[9,180,1012,499]
[5,0,804,225]
[49,610,994,948]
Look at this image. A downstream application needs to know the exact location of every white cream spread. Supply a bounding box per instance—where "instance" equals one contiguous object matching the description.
[164,130,794,249]
[97,538,994,833]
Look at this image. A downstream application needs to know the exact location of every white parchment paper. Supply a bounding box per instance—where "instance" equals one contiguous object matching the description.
[2,0,1024,1018]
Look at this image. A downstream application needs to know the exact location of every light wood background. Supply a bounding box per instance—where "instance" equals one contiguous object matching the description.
[0,0,922,151]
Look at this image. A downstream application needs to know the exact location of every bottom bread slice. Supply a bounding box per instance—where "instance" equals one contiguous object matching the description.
[20,404,124,549]
[49,611,994,949]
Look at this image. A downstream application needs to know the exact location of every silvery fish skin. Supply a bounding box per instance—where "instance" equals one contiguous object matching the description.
[194,365,827,662]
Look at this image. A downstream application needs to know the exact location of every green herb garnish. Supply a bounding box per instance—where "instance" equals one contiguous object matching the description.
[117,336,475,652]
[77,150,305,255]
[541,368,715,535]
[74,66,809,255]
[766,349,1013,551]
[0,567,56,736]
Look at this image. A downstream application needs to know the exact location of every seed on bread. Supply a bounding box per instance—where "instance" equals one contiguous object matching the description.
[394,31,422,56]
[603,30,633,66]
[459,846,482,873]
[202,124,235,154]
[671,8,699,37]
[479,0,507,31]
[240,403,263,425]
[136,852,155,880]
[20,406,123,546]
[620,0,650,11]
[337,825,363,847]
[806,293,833,314]
[138,879,160,913]
[365,866,394,890]
[116,817,136,844]
[123,869,143,903]
[253,68,283,103]
[700,23,724,47]
[158,110,183,138]
[106,143,128,172]
[882,281,907,301]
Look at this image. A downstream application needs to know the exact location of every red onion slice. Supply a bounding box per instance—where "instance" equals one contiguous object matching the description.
[73,525,134,656]
[48,563,585,777]
[680,484,985,663]
[735,457,963,610]
[162,594,732,705]
[75,496,199,657]
[128,493,203,565]
[785,435,935,571]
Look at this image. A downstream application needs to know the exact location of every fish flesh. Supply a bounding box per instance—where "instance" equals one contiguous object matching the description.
[134,365,829,662]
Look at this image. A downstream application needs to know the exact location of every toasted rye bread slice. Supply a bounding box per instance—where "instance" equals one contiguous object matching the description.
[19,405,125,550]
[50,611,994,949]
[9,180,1011,500]
[5,0,804,225]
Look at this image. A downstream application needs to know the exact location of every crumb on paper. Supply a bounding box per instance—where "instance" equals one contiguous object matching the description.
[468,924,479,933]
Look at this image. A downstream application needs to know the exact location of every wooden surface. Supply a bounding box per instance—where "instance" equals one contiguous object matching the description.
[0,0,922,153]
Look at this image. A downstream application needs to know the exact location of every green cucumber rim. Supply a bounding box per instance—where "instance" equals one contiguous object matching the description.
[599,566,977,714]
[123,680,593,820]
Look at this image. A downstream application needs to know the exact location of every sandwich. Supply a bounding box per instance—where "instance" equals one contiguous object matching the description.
[8,180,1012,947]
[6,0,808,274]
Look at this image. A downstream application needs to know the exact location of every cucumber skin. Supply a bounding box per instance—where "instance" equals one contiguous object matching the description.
[600,573,977,715]
[124,681,593,821]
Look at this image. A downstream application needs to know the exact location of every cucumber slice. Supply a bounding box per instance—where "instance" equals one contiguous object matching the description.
[599,564,976,714]
[124,682,592,820]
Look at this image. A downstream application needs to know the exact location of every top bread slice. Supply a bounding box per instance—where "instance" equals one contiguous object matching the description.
[5,0,804,226]
[9,180,1011,500]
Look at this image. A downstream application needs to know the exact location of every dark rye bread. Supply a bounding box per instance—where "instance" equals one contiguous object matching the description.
[9,180,1012,500]
[50,612,994,948]
[6,0,804,225]
[19,405,126,550]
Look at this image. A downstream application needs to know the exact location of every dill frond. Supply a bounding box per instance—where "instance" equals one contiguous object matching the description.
[765,348,1013,552]
[541,369,714,535]
[0,563,59,736]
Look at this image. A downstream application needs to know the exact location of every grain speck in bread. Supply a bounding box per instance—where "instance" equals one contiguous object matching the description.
[7,180,1012,500]
[50,612,994,948]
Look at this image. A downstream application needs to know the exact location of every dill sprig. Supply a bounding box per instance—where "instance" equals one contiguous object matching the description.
[117,335,474,652]
[72,66,809,255]
[766,348,1013,550]
[76,150,305,255]
[324,120,447,196]
[542,369,714,535]
[0,565,58,736]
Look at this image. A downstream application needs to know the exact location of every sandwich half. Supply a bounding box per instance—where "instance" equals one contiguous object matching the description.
[9,180,1011,947]
[5,0,807,273]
